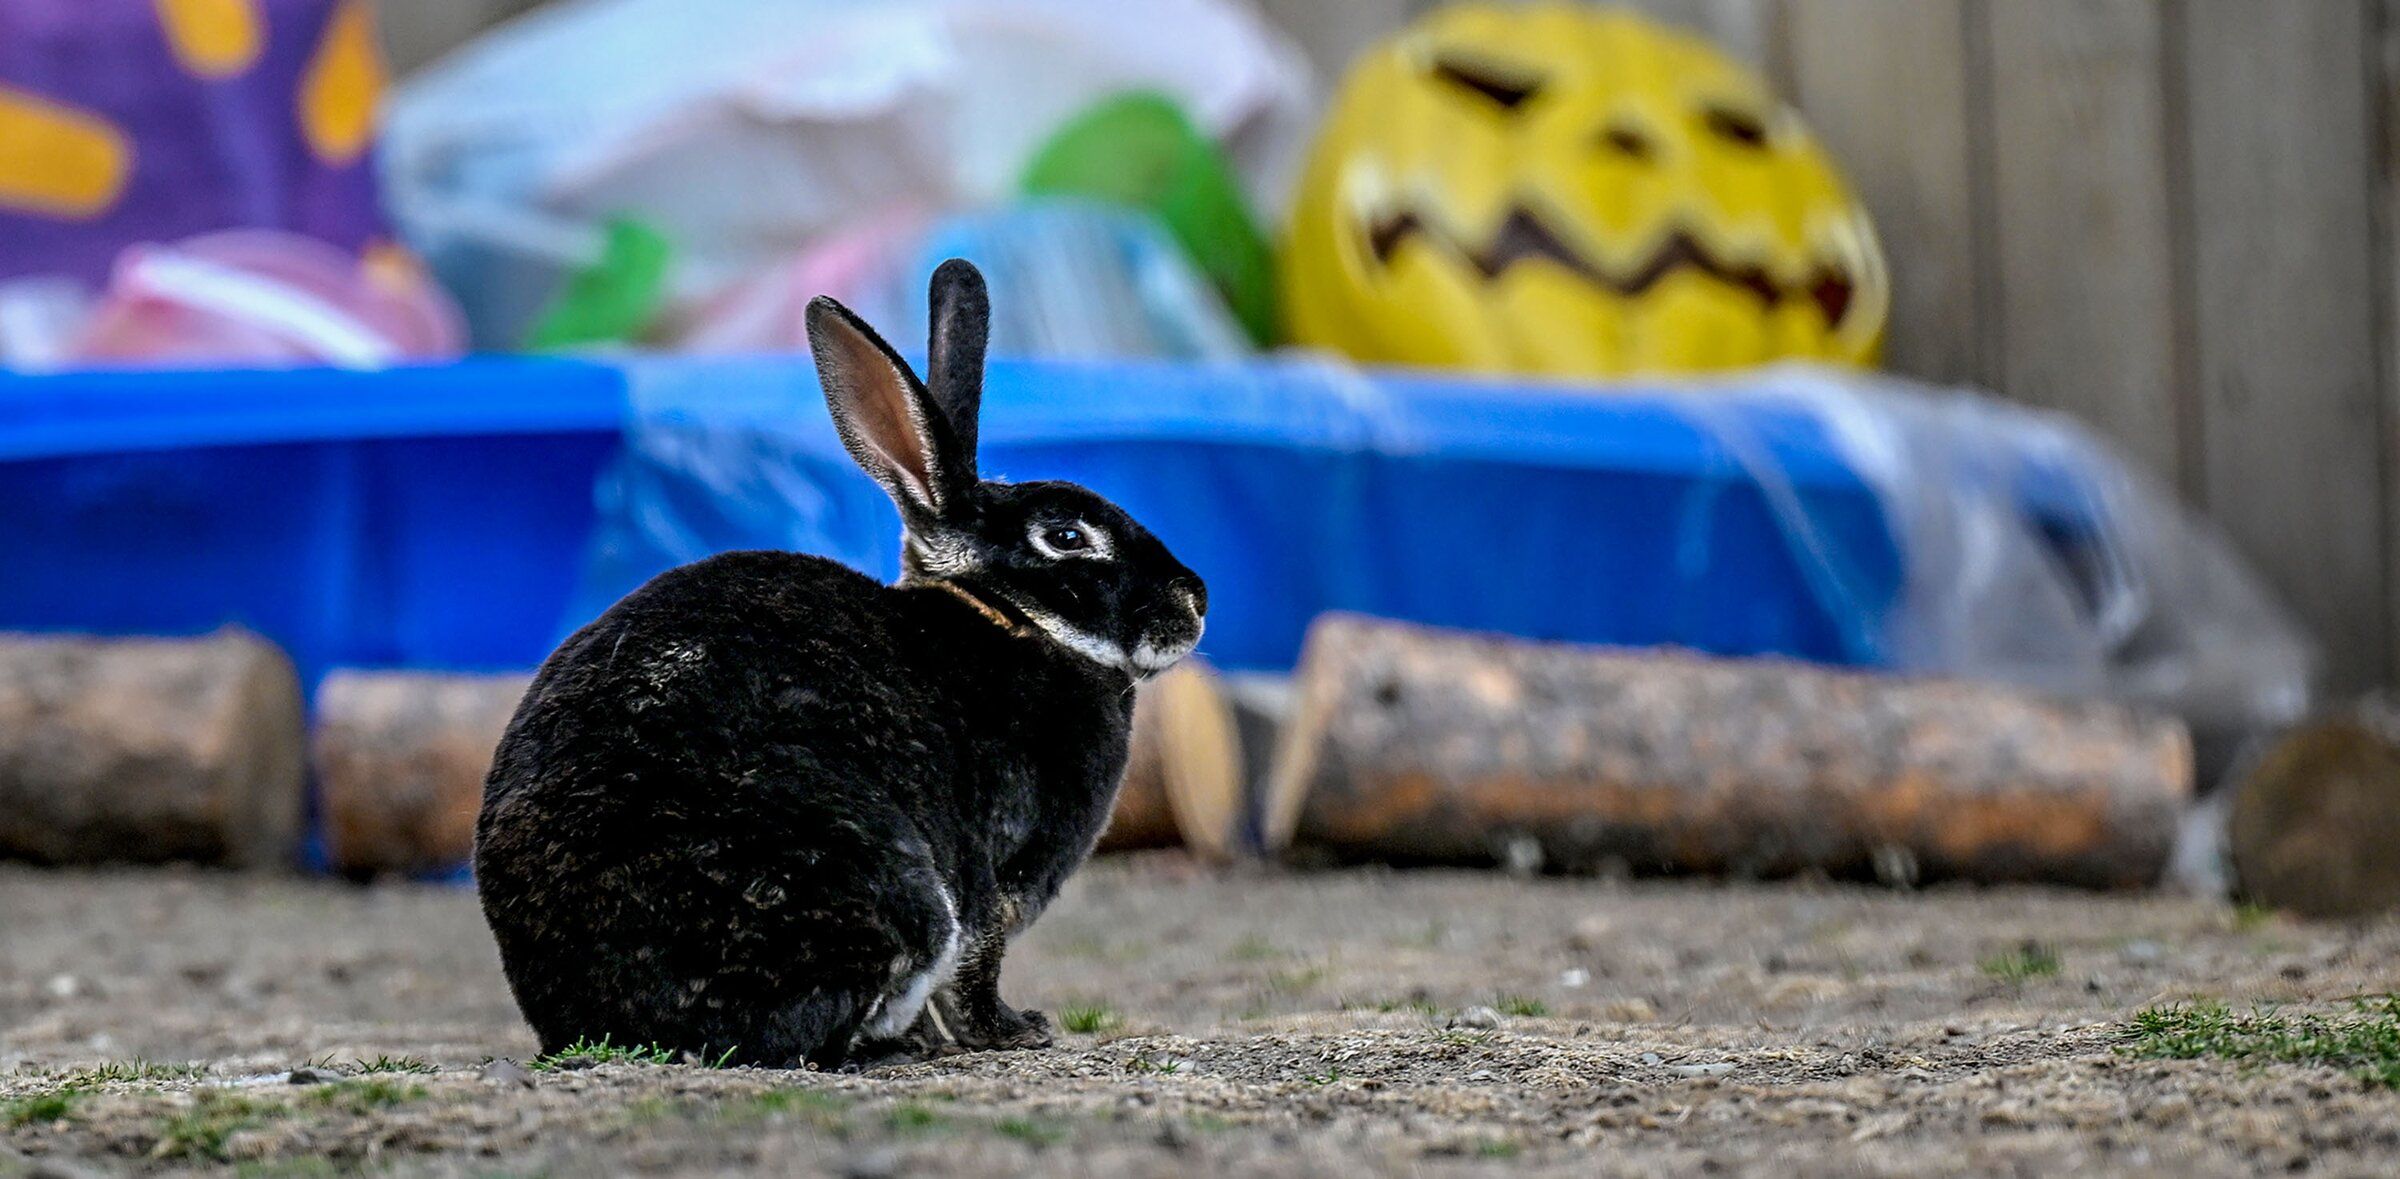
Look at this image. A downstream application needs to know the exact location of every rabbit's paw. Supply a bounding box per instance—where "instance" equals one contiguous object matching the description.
[948,1003,1052,1052]
[987,1006,1055,1051]
[838,1037,941,1073]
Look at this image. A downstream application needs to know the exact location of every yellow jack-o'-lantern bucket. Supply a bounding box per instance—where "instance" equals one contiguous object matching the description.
[1283,3,1886,378]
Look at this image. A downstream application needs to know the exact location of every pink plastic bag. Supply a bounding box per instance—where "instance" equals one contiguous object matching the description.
[659,208,930,355]
[67,230,465,368]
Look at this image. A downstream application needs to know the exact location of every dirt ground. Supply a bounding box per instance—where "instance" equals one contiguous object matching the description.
[2,856,2397,1177]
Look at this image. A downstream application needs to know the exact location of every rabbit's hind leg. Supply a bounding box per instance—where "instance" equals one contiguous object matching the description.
[839,1006,951,1072]
[757,871,958,1071]
[837,878,962,1068]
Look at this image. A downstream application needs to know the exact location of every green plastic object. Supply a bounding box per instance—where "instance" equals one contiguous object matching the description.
[525,219,674,351]
[1020,91,1278,346]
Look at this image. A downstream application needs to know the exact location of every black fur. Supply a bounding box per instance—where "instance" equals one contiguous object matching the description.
[474,262,1204,1069]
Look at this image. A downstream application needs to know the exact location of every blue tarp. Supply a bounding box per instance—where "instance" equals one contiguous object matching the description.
[578,355,1903,674]
[0,355,2307,745]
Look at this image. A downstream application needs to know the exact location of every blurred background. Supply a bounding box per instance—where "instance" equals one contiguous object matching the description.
[0,0,2387,916]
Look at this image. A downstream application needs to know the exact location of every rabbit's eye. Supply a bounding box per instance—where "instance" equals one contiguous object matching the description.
[1029,518,1110,560]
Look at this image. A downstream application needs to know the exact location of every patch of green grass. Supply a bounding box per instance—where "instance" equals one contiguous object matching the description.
[1476,1138,1522,1159]
[155,1091,282,1162]
[1494,994,1549,1018]
[1059,1003,1121,1034]
[994,1115,1067,1147]
[67,1059,205,1085]
[2125,998,2400,1088]
[1123,1054,1181,1075]
[3,1086,86,1127]
[1228,936,1287,962]
[1184,1112,1235,1134]
[2232,903,2275,932]
[1301,1065,1341,1086]
[1979,942,2063,984]
[885,1101,949,1134]
[736,1088,848,1128]
[350,1054,435,1075]
[305,1079,427,1114]
[1264,966,1327,994]
[529,1035,676,1071]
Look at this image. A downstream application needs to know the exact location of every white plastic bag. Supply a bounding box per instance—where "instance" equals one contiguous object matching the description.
[381,0,1314,348]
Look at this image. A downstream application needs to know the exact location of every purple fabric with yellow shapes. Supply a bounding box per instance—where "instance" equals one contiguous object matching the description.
[0,0,390,284]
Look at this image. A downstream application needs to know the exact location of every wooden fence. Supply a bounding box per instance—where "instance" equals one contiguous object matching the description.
[386,0,2398,693]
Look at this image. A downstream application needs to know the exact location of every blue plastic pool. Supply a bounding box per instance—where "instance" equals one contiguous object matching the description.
[0,355,1906,690]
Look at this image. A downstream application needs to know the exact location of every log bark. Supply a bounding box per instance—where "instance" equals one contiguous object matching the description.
[1099,660,1244,860]
[2227,700,2400,917]
[0,629,304,867]
[1264,615,2192,888]
[314,670,531,877]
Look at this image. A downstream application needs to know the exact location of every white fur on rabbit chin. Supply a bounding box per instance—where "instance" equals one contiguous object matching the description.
[1017,607,1198,681]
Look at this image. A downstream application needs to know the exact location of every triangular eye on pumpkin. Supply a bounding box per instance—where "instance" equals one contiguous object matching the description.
[1702,105,1772,149]
[1283,2,1889,380]
[1428,54,1544,111]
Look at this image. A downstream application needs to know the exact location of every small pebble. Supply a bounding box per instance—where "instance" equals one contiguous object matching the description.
[285,1066,337,1085]
[1672,1063,1735,1078]
[1451,1006,1502,1030]
[1499,836,1545,876]
[1465,1069,1494,1081]
[1559,968,1591,988]
[44,974,78,999]
[479,1058,535,1089]
[1640,1052,1664,1066]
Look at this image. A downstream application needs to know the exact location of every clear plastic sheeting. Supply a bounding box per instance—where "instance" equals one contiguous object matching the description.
[832,201,1254,362]
[575,356,2315,769]
[1685,366,2314,746]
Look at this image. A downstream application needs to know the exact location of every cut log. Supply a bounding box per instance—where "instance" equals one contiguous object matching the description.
[0,629,304,867]
[2227,700,2400,917]
[1264,615,2192,888]
[319,661,1243,873]
[315,670,531,878]
[1099,660,1245,860]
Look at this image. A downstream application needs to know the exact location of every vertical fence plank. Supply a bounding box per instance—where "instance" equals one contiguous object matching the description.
[1983,0,2185,486]
[1783,0,1983,385]
[2382,1,2400,691]
[2184,0,2385,691]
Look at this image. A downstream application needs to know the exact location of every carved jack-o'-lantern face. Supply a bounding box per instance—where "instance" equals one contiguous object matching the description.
[1283,4,1886,378]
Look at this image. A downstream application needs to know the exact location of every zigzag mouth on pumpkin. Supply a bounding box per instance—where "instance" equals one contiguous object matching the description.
[1365,204,1857,329]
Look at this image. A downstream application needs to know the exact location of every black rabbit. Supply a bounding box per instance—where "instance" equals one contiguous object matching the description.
[474,260,1205,1069]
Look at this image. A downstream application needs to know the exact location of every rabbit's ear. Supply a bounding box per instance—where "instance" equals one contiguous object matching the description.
[806,295,971,520]
[926,258,987,469]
